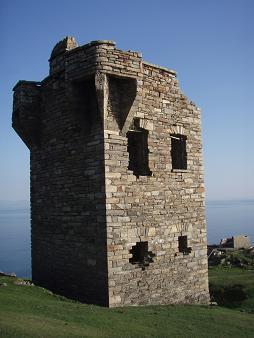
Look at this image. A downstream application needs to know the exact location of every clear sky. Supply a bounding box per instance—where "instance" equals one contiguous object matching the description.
[1,0,253,201]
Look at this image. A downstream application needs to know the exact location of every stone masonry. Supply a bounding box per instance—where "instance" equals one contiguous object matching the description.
[12,37,210,307]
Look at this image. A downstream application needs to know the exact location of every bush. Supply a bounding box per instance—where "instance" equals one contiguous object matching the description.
[209,283,248,307]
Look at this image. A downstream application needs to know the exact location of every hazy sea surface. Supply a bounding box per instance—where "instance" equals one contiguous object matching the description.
[0,200,253,278]
[0,206,31,277]
[206,199,254,244]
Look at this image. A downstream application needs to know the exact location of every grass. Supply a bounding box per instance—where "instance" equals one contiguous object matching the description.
[0,271,254,338]
[209,266,254,311]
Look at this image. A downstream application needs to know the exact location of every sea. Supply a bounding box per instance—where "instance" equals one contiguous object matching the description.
[0,199,253,278]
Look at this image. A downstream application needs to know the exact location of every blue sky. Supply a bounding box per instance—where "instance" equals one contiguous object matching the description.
[1,0,253,201]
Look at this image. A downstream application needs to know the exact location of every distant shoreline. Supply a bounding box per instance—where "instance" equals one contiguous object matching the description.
[1,198,254,207]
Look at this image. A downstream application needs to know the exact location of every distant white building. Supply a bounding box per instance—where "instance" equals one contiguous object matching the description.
[220,235,251,249]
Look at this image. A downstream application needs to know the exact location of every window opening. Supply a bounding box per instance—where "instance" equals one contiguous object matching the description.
[178,236,192,255]
[171,134,187,170]
[71,79,100,131]
[127,128,151,178]
[129,241,155,270]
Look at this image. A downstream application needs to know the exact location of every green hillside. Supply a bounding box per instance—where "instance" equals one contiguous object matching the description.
[0,267,254,338]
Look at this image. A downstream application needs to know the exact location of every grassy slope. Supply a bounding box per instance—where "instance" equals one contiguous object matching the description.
[0,274,254,338]
[209,266,254,311]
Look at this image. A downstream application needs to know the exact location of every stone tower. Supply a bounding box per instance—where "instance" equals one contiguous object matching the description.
[12,37,209,307]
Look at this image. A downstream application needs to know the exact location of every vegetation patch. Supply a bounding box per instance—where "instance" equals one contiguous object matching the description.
[209,283,247,307]
[209,248,254,268]
[0,272,254,337]
[209,266,254,312]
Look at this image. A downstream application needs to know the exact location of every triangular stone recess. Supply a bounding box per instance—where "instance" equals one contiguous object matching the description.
[107,76,137,131]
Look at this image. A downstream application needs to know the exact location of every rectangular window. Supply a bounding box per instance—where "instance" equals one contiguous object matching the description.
[127,129,151,177]
[178,236,192,255]
[171,134,187,170]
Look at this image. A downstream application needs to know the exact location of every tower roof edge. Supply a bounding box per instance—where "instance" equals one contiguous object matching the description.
[49,36,78,61]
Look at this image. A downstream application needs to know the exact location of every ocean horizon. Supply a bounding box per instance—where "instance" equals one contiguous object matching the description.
[0,199,253,278]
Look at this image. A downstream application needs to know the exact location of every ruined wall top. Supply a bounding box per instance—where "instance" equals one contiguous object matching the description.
[48,36,177,77]
[13,37,179,148]
[49,36,78,60]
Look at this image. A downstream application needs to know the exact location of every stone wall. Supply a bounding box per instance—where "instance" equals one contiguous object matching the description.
[12,37,209,307]
[105,62,209,306]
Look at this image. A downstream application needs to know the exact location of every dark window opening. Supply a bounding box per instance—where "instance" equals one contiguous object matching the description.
[171,134,187,170]
[108,76,137,130]
[71,78,100,132]
[129,241,155,270]
[127,128,151,178]
[178,236,192,255]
